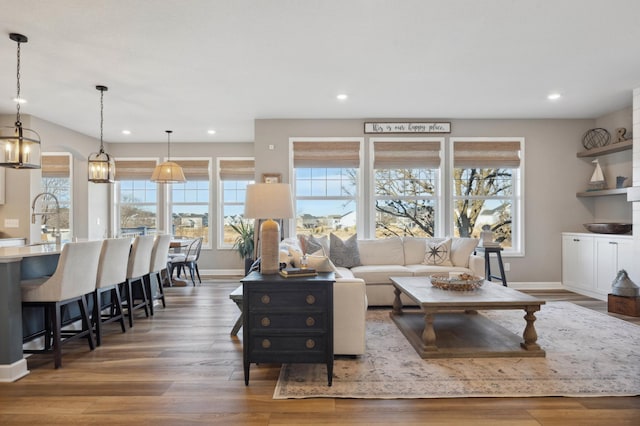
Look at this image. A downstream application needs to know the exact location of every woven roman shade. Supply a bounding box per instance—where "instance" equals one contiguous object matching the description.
[172,159,210,181]
[373,141,441,168]
[453,141,521,168]
[219,159,255,180]
[114,160,157,180]
[293,141,360,168]
[42,154,70,178]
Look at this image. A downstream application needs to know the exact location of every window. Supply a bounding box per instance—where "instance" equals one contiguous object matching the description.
[41,153,72,242]
[114,159,158,236]
[450,138,524,254]
[170,159,211,246]
[371,138,442,238]
[218,158,255,248]
[292,139,362,239]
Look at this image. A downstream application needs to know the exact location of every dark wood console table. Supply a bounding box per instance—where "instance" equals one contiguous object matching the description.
[241,271,335,386]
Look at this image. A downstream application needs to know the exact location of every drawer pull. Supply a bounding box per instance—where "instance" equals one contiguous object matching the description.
[306,294,316,305]
[306,316,315,327]
[305,339,316,349]
[261,339,271,349]
[261,294,271,304]
[261,317,271,327]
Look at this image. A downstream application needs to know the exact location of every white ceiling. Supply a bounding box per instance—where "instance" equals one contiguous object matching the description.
[1,0,640,143]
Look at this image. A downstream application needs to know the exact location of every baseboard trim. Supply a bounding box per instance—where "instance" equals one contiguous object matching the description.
[0,358,29,382]
[507,281,564,290]
[200,269,244,277]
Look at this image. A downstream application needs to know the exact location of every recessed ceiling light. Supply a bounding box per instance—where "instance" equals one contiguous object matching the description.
[207,129,216,135]
[13,97,26,104]
[547,93,561,100]
[336,93,348,101]
[121,130,131,135]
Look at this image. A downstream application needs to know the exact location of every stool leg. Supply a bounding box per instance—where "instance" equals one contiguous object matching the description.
[484,252,491,282]
[496,251,508,287]
[52,302,62,369]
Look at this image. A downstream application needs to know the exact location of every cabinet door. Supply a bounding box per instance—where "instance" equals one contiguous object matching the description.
[562,234,594,290]
[595,237,633,294]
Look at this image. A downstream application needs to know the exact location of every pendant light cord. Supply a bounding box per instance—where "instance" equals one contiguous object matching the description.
[99,88,104,152]
[166,130,173,161]
[15,39,22,126]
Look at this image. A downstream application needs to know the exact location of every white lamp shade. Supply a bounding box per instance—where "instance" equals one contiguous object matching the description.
[151,161,186,183]
[244,183,294,219]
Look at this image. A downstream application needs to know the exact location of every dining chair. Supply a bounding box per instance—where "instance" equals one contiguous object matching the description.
[145,234,171,315]
[170,237,203,286]
[123,235,155,327]
[21,240,103,368]
[93,237,131,346]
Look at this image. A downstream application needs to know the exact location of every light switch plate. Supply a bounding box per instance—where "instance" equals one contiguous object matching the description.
[4,219,19,228]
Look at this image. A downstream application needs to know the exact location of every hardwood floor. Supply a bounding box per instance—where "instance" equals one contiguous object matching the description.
[1,279,638,425]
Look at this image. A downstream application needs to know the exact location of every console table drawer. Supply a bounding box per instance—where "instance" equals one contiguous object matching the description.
[248,312,328,330]
[247,288,328,309]
[249,334,328,355]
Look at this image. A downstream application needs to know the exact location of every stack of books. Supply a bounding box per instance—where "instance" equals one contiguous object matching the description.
[279,267,317,278]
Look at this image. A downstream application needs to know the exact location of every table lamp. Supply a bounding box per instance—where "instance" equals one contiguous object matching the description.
[244,183,294,274]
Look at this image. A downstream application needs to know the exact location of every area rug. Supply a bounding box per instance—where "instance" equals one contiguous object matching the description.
[273,302,640,399]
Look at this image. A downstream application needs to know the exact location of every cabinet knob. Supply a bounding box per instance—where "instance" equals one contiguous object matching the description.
[305,294,316,305]
[261,317,271,327]
[261,339,271,349]
[305,339,316,349]
[260,294,271,304]
[305,316,315,327]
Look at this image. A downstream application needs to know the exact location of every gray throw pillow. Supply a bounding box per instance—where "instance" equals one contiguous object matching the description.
[329,233,361,268]
[305,237,324,255]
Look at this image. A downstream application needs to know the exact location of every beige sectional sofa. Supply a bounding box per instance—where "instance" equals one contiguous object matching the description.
[283,235,484,356]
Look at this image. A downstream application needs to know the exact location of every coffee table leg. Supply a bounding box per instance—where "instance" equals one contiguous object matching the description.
[392,287,403,315]
[422,311,437,352]
[521,305,542,351]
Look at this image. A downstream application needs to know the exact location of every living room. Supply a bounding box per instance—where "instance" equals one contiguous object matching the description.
[0,1,639,424]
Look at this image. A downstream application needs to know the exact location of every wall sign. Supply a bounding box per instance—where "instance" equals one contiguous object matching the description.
[364,122,451,134]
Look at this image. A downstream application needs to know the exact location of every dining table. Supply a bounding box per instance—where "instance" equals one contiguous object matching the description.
[0,243,62,382]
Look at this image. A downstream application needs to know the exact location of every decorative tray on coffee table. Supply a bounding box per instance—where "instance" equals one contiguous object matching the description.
[429,273,484,291]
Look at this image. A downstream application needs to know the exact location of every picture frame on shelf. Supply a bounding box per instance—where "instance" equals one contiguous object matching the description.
[262,173,281,184]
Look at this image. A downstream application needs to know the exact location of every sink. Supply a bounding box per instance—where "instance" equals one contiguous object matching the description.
[583,223,632,234]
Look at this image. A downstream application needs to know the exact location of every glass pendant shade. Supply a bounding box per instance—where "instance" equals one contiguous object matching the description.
[0,33,41,169]
[88,85,115,183]
[151,130,186,183]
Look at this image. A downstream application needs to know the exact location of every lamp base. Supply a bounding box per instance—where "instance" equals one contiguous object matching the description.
[260,219,280,274]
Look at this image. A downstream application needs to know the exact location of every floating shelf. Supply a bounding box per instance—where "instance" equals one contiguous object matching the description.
[576,188,628,197]
[577,139,633,158]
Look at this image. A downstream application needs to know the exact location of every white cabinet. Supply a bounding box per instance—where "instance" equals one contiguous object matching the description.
[562,232,633,300]
[0,168,4,204]
[594,236,634,294]
[562,233,595,293]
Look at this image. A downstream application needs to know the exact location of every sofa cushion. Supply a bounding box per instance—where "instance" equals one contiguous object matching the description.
[330,233,361,268]
[423,238,453,266]
[402,236,428,265]
[305,254,343,278]
[357,237,405,265]
[450,237,479,267]
[350,264,413,284]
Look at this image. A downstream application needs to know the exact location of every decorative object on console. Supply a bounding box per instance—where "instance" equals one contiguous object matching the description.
[478,224,500,247]
[329,233,361,268]
[588,159,606,191]
[429,273,483,291]
[616,176,628,189]
[88,85,115,183]
[150,130,186,183]
[244,183,294,274]
[0,33,41,169]
[614,127,629,143]
[423,238,453,266]
[611,269,639,297]
[582,127,610,150]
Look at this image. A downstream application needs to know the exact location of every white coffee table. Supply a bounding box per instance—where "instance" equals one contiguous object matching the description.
[389,276,546,358]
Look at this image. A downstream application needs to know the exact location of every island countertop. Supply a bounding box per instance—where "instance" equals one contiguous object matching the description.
[0,244,62,262]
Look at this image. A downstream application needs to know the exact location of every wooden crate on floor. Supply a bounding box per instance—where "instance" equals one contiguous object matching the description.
[608,294,640,317]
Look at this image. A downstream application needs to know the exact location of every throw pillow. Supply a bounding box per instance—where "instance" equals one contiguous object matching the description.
[329,233,361,268]
[304,236,325,255]
[309,234,330,255]
[305,254,343,278]
[423,238,453,266]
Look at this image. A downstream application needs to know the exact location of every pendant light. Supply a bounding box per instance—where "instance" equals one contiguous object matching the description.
[88,85,115,183]
[0,33,41,169]
[150,130,186,183]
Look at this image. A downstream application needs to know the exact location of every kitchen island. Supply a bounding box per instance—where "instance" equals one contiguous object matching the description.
[0,244,61,382]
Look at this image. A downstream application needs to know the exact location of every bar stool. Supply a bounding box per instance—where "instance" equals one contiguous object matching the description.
[21,240,103,368]
[145,234,171,315]
[475,246,508,286]
[123,235,155,327]
[93,238,131,346]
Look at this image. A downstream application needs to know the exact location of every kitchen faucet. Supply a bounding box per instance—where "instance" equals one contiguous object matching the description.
[31,192,61,244]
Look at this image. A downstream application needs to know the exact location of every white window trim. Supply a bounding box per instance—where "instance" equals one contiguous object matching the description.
[368,137,445,239]
[41,152,73,243]
[217,157,254,250]
[448,137,525,256]
[288,137,365,238]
